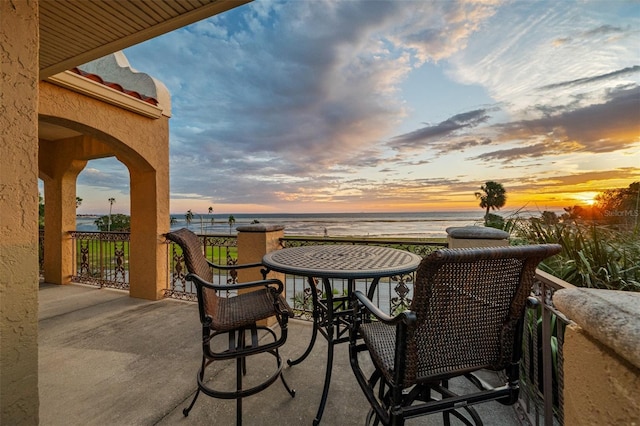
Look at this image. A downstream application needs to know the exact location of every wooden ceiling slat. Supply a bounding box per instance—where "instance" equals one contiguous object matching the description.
[114,2,160,28]
[40,28,95,65]
[135,1,170,22]
[165,1,190,15]
[54,1,131,39]
[147,1,179,17]
[41,6,108,47]
[97,2,147,33]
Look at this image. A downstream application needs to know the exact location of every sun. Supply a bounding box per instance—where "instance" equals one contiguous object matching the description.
[575,192,598,207]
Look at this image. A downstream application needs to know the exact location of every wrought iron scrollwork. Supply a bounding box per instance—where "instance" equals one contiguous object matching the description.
[226,256,239,285]
[79,242,90,276]
[291,278,321,320]
[390,273,413,315]
[113,243,125,283]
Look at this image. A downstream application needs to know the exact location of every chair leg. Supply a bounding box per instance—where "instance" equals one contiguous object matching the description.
[280,373,296,397]
[237,356,243,426]
[273,348,295,398]
[240,328,247,376]
[236,329,247,426]
[183,356,206,417]
[365,407,380,426]
[182,388,201,417]
[442,379,451,426]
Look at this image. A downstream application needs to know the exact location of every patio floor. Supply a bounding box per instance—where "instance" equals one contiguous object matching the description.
[39,282,523,425]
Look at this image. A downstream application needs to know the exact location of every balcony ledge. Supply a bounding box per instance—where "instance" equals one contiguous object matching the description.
[553,288,640,369]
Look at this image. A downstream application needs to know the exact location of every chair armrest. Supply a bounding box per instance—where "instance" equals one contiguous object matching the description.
[186,273,284,294]
[206,259,263,271]
[353,290,416,326]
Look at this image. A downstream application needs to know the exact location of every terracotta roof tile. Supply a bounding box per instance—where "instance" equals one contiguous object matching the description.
[70,68,159,106]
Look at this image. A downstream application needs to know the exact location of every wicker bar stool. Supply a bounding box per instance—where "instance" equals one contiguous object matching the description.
[349,244,562,426]
[166,228,295,425]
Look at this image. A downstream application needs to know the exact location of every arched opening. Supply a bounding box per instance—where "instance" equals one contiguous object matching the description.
[76,157,131,231]
[38,78,170,300]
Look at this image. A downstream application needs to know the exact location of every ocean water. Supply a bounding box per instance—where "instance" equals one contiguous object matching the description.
[77,211,485,239]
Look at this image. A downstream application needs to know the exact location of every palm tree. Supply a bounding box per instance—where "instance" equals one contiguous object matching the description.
[228,214,236,234]
[185,209,193,229]
[107,197,116,231]
[475,181,506,221]
[208,206,214,233]
[170,216,177,227]
[76,196,83,209]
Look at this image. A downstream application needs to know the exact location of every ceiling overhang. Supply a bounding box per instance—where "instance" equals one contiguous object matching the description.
[39,0,251,79]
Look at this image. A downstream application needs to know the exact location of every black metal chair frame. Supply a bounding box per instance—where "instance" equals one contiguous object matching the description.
[166,228,295,425]
[349,244,561,426]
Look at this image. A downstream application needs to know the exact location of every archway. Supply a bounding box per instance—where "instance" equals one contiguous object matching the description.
[38,75,170,300]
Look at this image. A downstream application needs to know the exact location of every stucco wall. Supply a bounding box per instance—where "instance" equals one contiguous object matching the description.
[555,289,640,425]
[0,0,40,423]
[562,324,640,425]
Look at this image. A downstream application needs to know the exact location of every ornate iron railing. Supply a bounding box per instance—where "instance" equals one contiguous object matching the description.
[518,270,575,426]
[164,234,239,301]
[69,231,130,290]
[39,229,45,276]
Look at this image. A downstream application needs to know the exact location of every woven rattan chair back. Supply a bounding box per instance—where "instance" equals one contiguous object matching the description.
[165,228,219,324]
[404,244,561,385]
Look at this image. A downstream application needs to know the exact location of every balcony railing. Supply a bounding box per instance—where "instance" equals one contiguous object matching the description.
[165,234,239,301]
[54,230,573,425]
[519,270,575,426]
[69,231,130,290]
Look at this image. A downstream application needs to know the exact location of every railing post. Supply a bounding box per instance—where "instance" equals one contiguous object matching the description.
[541,280,554,426]
[236,224,285,326]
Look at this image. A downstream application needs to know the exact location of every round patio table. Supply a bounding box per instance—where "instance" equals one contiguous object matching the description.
[262,244,422,425]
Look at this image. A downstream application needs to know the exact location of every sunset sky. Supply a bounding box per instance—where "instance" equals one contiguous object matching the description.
[71,0,639,215]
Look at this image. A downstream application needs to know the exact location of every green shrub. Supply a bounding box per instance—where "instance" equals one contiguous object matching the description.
[516,218,639,291]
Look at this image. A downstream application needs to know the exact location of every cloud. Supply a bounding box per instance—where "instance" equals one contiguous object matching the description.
[389,109,493,149]
[449,2,640,116]
[77,161,130,193]
[474,85,640,161]
[91,0,640,213]
[537,66,640,91]
[540,168,640,188]
[122,0,503,204]
[582,24,626,38]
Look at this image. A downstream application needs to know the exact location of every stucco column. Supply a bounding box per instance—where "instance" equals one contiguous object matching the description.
[40,140,88,285]
[0,0,40,423]
[236,225,285,326]
[128,167,169,300]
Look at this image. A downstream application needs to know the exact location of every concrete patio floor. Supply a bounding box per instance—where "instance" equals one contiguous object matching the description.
[39,282,523,425]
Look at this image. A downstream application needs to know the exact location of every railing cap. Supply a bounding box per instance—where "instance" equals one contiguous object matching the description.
[554,288,640,370]
[445,226,509,240]
[236,224,285,233]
